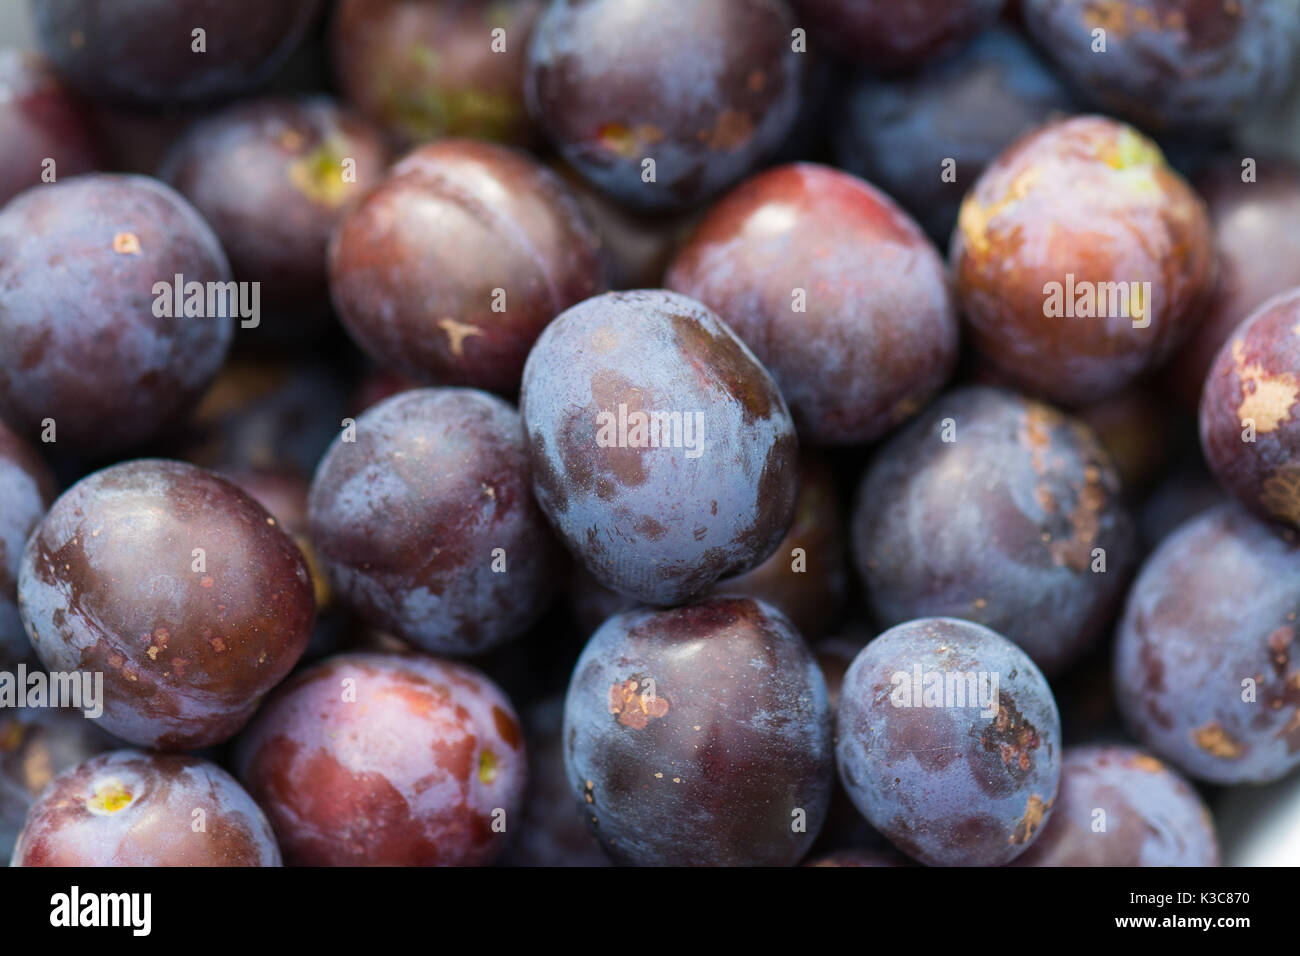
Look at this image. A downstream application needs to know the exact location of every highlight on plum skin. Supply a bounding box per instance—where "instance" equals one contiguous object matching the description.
[11,750,282,867]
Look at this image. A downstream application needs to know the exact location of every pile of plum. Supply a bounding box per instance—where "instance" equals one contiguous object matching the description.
[2,0,1300,867]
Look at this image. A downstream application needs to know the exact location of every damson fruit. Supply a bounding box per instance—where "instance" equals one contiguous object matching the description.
[0,50,98,208]
[852,387,1135,678]
[0,708,115,862]
[524,0,803,212]
[332,0,544,148]
[1013,745,1218,866]
[18,460,316,750]
[0,175,233,455]
[952,116,1215,405]
[232,652,525,866]
[832,27,1074,243]
[520,290,799,606]
[32,0,322,107]
[11,751,281,866]
[666,163,958,445]
[1166,159,1300,407]
[1022,0,1300,132]
[0,422,55,665]
[1201,290,1300,528]
[307,388,559,656]
[1114,504,1300,784]
[794,0,1004,72]
[563,598,832,866]
[161,97,391,339]
[328,140,607,394]
[836,618,1062,867]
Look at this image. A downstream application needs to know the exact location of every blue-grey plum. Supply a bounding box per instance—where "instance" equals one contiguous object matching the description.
[852,386,1136,678]
[308,388,560,656]
[0,174,233,455]
[1021,0,1300,132]
[1114,503,1300,784]
[521,290,799,606]
[833,27,1074,243]
[836,617,1062,867]
[1014,745,1218,866]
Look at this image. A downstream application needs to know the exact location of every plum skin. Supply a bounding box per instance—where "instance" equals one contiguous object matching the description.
[307,388,560,656]
[563,597,832,866]
[12,750,281,867]
[232,652,526,867]
[0,422,55,665]
[795,0,1004,72]
[1164,159,1300,408]
[1114,503,1300,784]
[1200,289,1300,528]
[524,0,804,212]
[836,617,1062,867]
[0,174,233,455]
[852,386,1136,678]
[331,0,544,148]
[1013,745,1218,867]
[32,0,322,107]
[0,707,115,862]
[0,50,99,208]
[951,116,1215,405]
[1021,0,1300,132]
[18,459,316,751]
[520,289,799,606]
[160,96,392,336]
[832,27,1074,243]
[328,139,607,395]
[666,163,959,446]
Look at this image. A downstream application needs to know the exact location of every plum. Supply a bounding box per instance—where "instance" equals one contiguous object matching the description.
[307,388,559,656]
[524,0,803,211]
[836,617,1062,867]
[520,290,799,606]
[18,459,316,750]
[0,174,233,455]
[666,163,959,445]
[233,651,526,866]
[328,139,607,394]
[563,597,832,865]
[12,750,281,866]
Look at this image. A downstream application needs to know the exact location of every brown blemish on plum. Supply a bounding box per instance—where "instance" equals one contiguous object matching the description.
[669,313,774,424]
[111,232,140,255]
[702,110,755,150]
[437,317,484,358]
[980,693,1040,776]
[1260,466,1300,525]
[957,166,1041,256]
[492,705,521,749]
[607,678,669,730]
[1010,793,1050,845]
[1232,339,1299,433]
[1125,752,1166,774]
[1193,721,1244,759]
